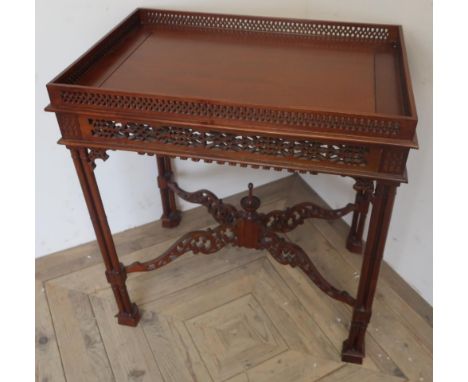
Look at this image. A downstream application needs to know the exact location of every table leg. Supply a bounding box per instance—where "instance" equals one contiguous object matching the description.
[156,155,181,228]
[346,179,374,254]
[70,147,140,326]
[341,181,397,363]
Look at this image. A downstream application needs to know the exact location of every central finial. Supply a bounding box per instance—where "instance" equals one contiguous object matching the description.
[248,183,253,197]
[241,182,260,212]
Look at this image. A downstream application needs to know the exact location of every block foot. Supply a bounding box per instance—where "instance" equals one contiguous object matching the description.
[341,340,364,364]
[161,210,182,228]
[346,234,363,254]
[117,303,141,327]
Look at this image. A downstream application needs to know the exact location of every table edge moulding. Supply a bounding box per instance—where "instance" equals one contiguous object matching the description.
[45,8,418,365]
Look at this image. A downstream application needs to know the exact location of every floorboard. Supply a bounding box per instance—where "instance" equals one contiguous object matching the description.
[36,174,432,381]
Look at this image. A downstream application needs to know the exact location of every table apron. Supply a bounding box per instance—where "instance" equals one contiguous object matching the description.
[55,113,408,182]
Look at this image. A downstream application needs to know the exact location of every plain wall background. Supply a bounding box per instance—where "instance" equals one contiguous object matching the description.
[36,0,433,304]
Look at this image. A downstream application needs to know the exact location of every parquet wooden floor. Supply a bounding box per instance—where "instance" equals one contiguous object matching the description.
[36,175,432,382]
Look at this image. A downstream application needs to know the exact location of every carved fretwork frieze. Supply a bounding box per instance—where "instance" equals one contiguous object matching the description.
[88,119,370,167]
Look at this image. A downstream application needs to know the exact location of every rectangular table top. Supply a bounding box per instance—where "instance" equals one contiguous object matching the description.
[78,25,401,116]
[46,9,418,183]
[47,9,417,146]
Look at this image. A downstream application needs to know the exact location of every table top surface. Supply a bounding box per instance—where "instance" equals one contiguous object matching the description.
[47,9,417,147]
[76,25,404,117]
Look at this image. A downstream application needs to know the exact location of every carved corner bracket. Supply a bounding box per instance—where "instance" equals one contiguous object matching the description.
[353,178,375,205]
[87,148,109,169]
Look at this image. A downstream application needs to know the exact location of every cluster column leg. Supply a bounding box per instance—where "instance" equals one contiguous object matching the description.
[156,155,181,228]
[342,181,398,363]
[346,179,374,254]
[70,147,140,326]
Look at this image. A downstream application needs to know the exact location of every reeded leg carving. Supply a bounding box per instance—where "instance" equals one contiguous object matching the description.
[341,181,398,364]
[156,155,181,228]
[346,178,374,254]
[70,147,140,326]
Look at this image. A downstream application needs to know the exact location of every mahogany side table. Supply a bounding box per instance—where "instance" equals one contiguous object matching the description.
[45,9,418,365]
